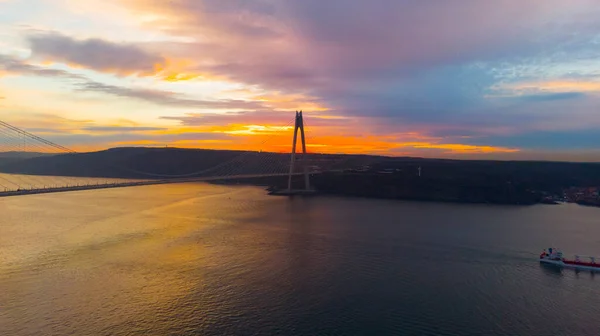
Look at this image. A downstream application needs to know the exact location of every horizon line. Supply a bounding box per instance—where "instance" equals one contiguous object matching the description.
[3,146,600,164]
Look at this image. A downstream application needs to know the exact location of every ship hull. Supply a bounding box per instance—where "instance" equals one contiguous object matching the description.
[540,258,600,272]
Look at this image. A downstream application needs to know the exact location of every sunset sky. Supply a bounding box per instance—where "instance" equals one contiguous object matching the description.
[1,0,600,161]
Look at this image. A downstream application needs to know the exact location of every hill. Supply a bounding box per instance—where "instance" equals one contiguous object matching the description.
[1,147,599,205]
[0,147,378,179]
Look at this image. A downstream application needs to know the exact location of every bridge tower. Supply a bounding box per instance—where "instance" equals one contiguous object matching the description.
[288,111,310,192]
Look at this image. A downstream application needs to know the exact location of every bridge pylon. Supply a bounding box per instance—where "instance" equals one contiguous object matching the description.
[287,111,311,192]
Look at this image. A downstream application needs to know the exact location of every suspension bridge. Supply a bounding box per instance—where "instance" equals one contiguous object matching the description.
[0,112,355,197]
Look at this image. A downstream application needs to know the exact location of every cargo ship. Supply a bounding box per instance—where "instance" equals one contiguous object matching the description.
[540,248,600,271]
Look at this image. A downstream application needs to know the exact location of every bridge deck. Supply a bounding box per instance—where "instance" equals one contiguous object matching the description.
[268,189,318,196]
[0,172,314,197]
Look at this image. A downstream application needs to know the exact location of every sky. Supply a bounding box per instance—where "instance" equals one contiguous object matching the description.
[1,0,600,161]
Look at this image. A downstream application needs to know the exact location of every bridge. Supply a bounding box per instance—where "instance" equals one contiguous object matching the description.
[0,112,352,197]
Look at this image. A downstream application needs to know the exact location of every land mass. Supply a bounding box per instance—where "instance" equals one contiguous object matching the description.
[1,147,600,206]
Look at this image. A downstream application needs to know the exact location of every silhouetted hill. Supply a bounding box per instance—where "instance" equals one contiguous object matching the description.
[365,159,600,193]
[1,148,599,199]
[265,158,600,205]
[0,147,378,179]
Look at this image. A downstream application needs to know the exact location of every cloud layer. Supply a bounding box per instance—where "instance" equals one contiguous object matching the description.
[27,31,165,76]
[1,0,600,160]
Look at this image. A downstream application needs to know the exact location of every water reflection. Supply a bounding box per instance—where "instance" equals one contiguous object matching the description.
[539,263,563,277]
[539,262,600,280]
[2,184,600,336]
[574,269,597,280]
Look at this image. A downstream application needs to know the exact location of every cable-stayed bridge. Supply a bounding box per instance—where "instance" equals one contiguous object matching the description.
[0,112,358,197]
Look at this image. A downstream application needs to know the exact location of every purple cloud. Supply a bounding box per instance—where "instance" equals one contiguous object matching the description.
[160,111,356,130]
[0,55,268,110]
[109,0,600,154]
[82,126,168,133]
[146,1,596,86]
[44,131,234,148]
[9,0,600,155]
[27,31,165,76]
[0,54,85,81]
[74,81,266,109]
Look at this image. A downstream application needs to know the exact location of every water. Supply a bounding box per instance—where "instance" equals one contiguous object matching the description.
[1,183,600,335]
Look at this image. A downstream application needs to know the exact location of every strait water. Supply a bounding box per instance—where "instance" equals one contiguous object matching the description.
[1,183,600,336]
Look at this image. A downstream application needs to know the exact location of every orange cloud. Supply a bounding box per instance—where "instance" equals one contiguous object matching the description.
[1,102,519,158]
[143,123,294,137]
[36,55,214,82]
[253,93,329,112]
[111,139,232,147]
[154,58,227,82]
[0,111,93,135]
[213,88,329,112]
[494,80,600,95]
[399,142,519,153]
[222,125,294,135]
[142,122,519,156]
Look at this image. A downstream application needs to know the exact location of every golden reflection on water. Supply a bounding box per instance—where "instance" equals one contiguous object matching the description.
[0,183,272,335]
[4,183,600,335]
